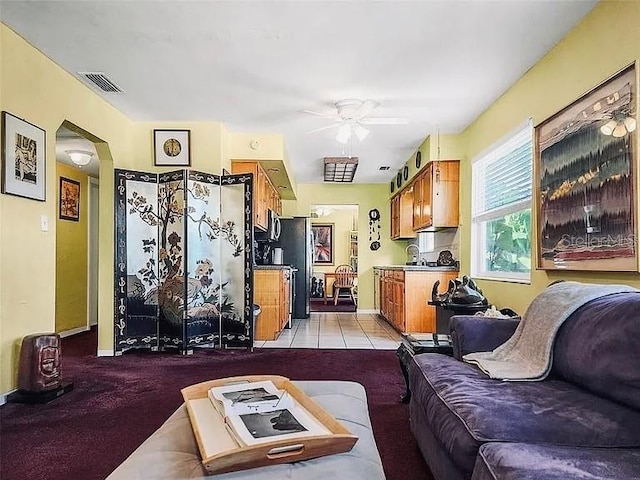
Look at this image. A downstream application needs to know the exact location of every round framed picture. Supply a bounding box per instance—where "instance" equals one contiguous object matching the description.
[390,180,395,193]
[403,165,409,181]
[396,172,402,188]
[415,151,422,169]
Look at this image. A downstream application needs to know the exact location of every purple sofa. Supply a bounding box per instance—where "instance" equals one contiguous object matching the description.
[408,291,640,480]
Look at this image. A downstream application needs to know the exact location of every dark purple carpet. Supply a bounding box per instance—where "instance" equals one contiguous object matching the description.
[0,330,433,480]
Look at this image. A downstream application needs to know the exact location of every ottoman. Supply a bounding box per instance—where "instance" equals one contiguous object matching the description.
[472,443,640,480]
[107,381,386,480]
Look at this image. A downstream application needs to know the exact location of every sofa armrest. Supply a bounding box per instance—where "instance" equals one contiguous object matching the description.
[450,315,520,360]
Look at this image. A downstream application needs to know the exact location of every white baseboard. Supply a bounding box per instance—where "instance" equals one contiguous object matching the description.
[357,309,379,314]
[58,326,90,338]
[97,349,114,357]
[0,388,17,406]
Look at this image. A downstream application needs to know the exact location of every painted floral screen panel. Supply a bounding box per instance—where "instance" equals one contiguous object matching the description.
[219,174,253,347]
[157,171,187,351]
[185,171,222,348]
[114,170,159,353]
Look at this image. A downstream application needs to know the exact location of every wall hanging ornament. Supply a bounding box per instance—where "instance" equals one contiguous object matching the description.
[368,208,381,251]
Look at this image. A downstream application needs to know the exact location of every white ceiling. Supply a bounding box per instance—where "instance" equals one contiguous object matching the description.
[1,1,596,184]
[55,127,100,177]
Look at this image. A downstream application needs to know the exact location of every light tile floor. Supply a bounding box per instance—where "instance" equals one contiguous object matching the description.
[255,312,402,349]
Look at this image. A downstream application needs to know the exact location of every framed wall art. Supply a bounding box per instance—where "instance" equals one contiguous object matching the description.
[59,177,80,221]
[535,63,637,271]
[1,111,46,201]
[312,223,334,265]
[153,129,191,166]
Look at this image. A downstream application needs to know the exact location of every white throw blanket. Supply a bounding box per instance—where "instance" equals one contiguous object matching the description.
[463,281,639,381]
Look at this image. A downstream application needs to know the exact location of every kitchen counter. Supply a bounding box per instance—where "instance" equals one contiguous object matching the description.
[374,265,459,272]
[254,265,294,270]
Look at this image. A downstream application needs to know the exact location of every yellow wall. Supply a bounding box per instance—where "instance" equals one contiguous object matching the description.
[283,184,405,310]
[55,163,90,333]
[0,24,133,394]
[457,1,640,313]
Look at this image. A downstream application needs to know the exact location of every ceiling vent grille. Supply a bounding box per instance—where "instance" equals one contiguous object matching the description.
[378,166,391,171]
[78,72,125,93]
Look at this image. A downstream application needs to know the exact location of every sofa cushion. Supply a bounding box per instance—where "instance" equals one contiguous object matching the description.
[409,353,640,476]
[472,443,640,480]
[553,292,640,411]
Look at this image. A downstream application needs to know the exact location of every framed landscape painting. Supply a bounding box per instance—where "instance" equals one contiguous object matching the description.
[59,177,80,221]
[535,63,637,271]
[1,111,46,201]
[312,224,334,265]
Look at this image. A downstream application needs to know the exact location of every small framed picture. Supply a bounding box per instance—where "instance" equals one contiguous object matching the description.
[59,177,80,221]
[153,129,191,166]
[1,111,46,201]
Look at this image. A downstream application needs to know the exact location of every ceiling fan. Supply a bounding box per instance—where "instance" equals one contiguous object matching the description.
[304,99,410,144]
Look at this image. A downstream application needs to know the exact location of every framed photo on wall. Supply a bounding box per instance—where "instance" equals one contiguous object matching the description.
[153,129,191,166]
[312,223,334,265]
[534,63,637,271]
[59,177,80,221]
[1,111,46,201]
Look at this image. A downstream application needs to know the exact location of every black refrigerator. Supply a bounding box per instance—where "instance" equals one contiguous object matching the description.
[274,217,312,319]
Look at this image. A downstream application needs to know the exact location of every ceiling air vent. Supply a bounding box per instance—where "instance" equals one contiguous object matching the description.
[379,166,391,171]
[78,72,125,93]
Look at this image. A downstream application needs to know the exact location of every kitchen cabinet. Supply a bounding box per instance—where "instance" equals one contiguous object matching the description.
[413,160,459,230]
[231,161,282,231]
[253,268,291,341]
[390,188,417,239]
[376,268,458,333]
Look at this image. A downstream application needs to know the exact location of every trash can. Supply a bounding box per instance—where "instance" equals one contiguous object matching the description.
[252,304,261,342]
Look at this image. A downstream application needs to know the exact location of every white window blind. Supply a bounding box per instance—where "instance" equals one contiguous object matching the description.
[473,121,533,219]
[471,119,533,283]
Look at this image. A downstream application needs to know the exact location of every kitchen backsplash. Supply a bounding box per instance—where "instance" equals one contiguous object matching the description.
[406,229,459,264]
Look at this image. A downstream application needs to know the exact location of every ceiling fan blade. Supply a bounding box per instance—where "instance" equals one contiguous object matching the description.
[352,99,381,119]
[360,117,410,125]
[302,109,340,120]
[306,123,342,134]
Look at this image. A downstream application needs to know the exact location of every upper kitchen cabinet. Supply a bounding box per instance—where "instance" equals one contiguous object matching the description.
[231,161,282,231]
[413,160,459,230]
[391,187,417,240]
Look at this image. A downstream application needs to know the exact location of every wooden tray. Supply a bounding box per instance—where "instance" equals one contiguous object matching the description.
[181,375,358,475]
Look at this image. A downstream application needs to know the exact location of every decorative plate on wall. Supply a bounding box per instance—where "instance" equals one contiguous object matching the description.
[390,180,395,193]
[415,151,422,169]
[403,165,409,181]
[396,172,402,188]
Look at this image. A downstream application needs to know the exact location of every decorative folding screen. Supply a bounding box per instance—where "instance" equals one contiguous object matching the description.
[114,169,253,354]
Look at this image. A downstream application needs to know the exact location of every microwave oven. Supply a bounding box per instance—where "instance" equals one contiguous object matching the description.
[255,209,281,242]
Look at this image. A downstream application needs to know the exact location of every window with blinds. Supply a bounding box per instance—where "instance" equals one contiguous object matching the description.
[471,120,533,282]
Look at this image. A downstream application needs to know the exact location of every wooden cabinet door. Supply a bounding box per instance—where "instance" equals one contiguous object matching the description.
[390,196,400,239]
[393,278,405,331]
[399,189,416,238]
[373,270,380,313]
[431,161,459,227]
[281,269,291,330]
[412,172,424,230]
[421,163,433,228]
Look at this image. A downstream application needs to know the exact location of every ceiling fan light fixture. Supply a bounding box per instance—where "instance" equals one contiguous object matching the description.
[336,124,351,144]
[354,124,369,141]
[66,150,93,167]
